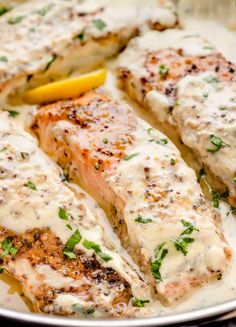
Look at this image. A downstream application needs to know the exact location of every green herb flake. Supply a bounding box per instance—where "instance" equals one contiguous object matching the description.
[133,298,150,307]
[135,215,153,224]
[123,153,139,161]
[181,219,199,236]
[44,54,57,72]
[4,110,19,118]
[63,250,76,259]
[211,191,220,208]
[8,16,24,24]
[203,75,219,84]
[0,7,10,16]
[197,168,205,183]
[219,106,227,110]
[58,207,69,220]
[82,239,112,262]
[227,207,236,216]
[170,158,176,166]
[173,237,194,256]
[103,138,108,144]
[156,138,168,145]
[159,64,169,77]
[0,147,7,152]
[64,229,82,251]
[147,127,154,135]
[37,4,54,16]
[72,303,95,315]
[150,242,168,282]
[93,18,107,31]
[26,180,37,191]
[233,177,236,184]
[1,239,17,258]
[75,30,85,41]
[0,56,8,62]
[207,135,225,153]
[202,92,208,101]
[66,224,73,231]
[0,267,4,274]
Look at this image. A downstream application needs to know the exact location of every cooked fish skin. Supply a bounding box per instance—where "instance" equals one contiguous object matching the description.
[0,113,150,317]
[0,0,176,100]
[117,29,236,207]
[33,92,231,304]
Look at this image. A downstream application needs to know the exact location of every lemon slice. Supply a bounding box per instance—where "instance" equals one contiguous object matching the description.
[23,68,107,104]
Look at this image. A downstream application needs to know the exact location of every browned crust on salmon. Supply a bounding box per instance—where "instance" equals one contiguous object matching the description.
[0,226,131,315]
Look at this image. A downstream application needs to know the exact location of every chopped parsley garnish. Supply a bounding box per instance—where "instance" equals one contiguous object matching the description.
[180,219,199,236]
[63,250,76,259]
[4,110,19,118]
[44,54,57,72]
[123,153,139,161]
[135,215,153,224]
[37,4,54,16]
[197,168,205,183]
[219,106,227,110]
[72,303,95,315]
[66,224,73,231]
[156,138,168,145]
[159,64,169,77]
[147,128,154,135]
[26,180,37,191]
[0,267,4,274]
[173,220,199,256]
[64,229,82,250]
[203,75,219,84]
[1,239,17,257]
[0,147,7,152]
[211,191,220,208]
[207,135,225,153]
[150,242,168,282]
[103,138,108,144]
[82,239,112,262]
[133,298,150,307]
[211,190,229,209]
[58,207,69,220]
[149,138,168,145]
[173,237,194,256]
[0,7,10,16]
[20,152,29,160]
[75,30,85,41]
[8,16,24,24]
[170,158,176,166]
[233,177,236,184]
[0,56,8,62]
[202,92,208,101]
[93,18,106,31]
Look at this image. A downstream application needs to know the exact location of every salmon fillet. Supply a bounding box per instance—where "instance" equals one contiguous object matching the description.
[0,0,177,100]
[117,29,236,207]
[33,92,231,304]
[0,112,150,317]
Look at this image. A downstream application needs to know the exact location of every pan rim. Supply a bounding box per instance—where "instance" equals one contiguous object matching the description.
[1,298,236,326]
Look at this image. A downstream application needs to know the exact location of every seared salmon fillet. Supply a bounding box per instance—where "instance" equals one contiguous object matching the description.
[117,29,236,207]
[0,112,150,317]
[0,0,177,100]
[33,92,231,304]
